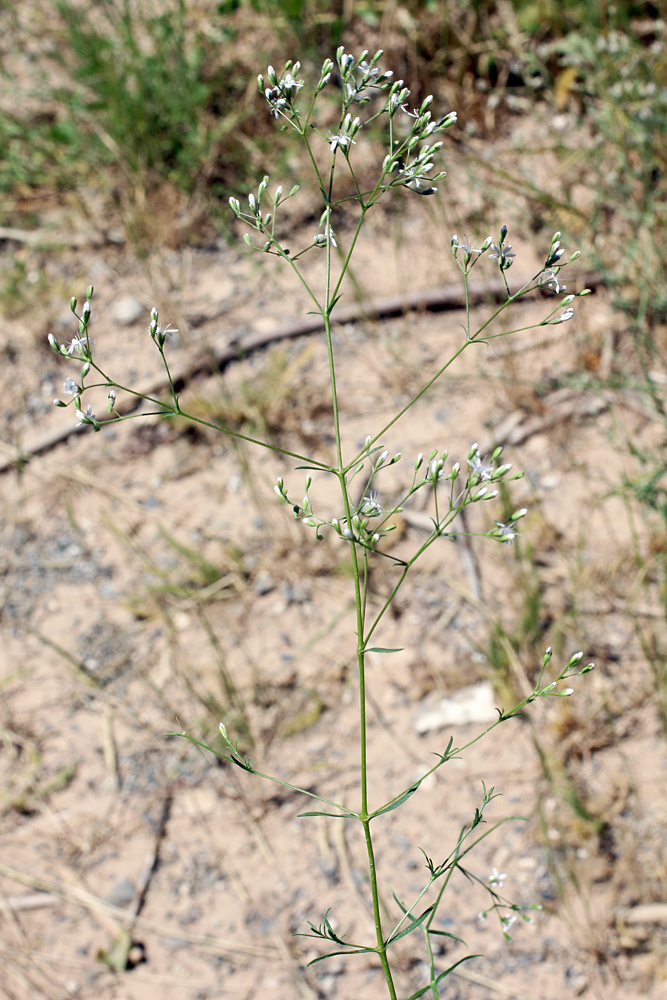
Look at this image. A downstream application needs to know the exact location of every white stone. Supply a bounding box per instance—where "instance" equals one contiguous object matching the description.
[413,681,498,734]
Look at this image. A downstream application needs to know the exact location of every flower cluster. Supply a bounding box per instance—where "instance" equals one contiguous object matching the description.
[328,112,361,153]
[148,306,178,348]
[259,61,304,119]
[336,48,394,107]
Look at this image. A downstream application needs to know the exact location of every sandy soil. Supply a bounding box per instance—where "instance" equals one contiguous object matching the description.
[1,109,667,1000]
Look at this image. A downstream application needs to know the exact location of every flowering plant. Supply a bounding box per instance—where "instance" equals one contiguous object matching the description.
[49,48,593,998]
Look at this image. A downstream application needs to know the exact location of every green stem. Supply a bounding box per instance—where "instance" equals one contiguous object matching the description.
[86,365,331,469]
[362,816,399,1000]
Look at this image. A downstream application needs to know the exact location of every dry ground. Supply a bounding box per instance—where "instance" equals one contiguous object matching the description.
[1,107,667,1000]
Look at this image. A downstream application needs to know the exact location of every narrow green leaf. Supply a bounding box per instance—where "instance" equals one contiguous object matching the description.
[365,646,404,654]
[306,947,374,966]
[428,929,466,945]
[299,810,356,819]
[387,905,433,944]
[404,955,481,999]
[433,955,482,985]
[390,888,408,914]
[371,780,421,818]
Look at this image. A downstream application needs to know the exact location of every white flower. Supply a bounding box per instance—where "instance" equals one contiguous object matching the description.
[489,867,507,888]
[539,268,566,294]
[494,521,519,543]
[75,404,96,428]
[558,307,574,323]
[362,490,383,516]
[468,450,494,482]
[328,132,355,153]
[358,61,380,80]
[488,243,516,268]
[315,224,337,248]
[401,162,436,191]
[281,71,304,92]
[66,334,94,357]
[63,377,80,396]
[455,235,481,257]
[389,91,410,113]
[265,86,289,118]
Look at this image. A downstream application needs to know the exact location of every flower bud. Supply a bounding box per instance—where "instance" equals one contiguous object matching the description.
[492,463,512,478]
[70,297,77,313]
[48,333,60,353]
[53,398,66,407]
[86,285,94,300]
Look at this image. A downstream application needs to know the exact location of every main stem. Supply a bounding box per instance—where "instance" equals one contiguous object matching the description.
[321,206,398,999]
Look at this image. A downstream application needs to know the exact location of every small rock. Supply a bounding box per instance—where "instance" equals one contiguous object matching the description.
[112,296,145,326]
[413,682,498,734]
[106,876,135,908]
[254,570,275,595]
